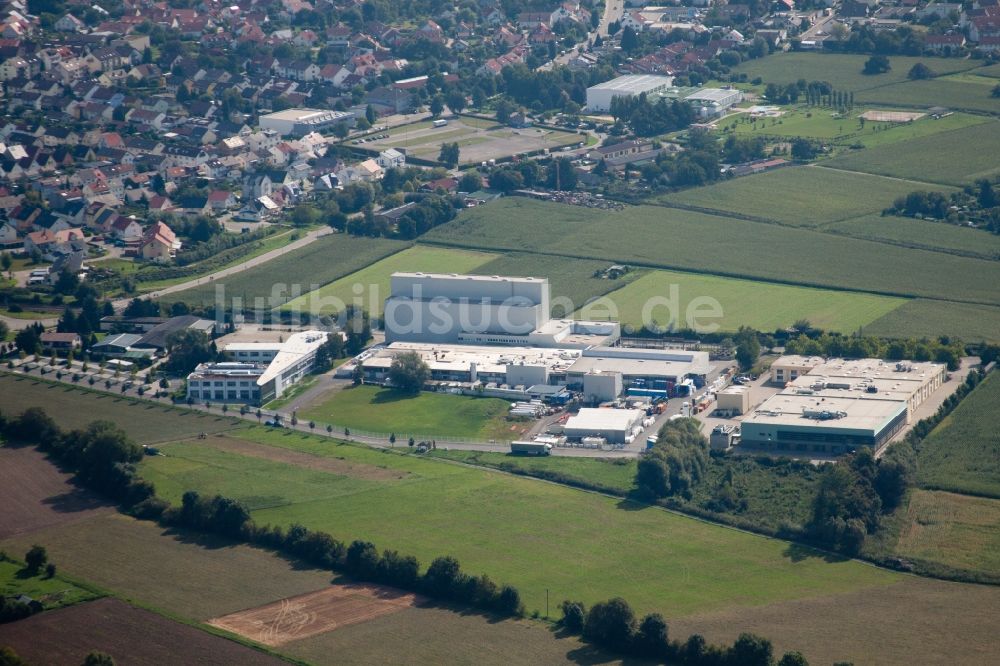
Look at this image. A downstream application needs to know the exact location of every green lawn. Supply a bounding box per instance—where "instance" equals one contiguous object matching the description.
[656,166,949,226]
[895,490,1000,578]
[915,371,1000,497]
[281,246,498,318]
[161,233,408,308]
[0,558,98,611]
[734,52,984,91]
[139,426,900,618]
[298,385,525,441]
[0,375,240,444]
[863,300,1000,343]
[825,215,1000,261]
[424,198,1000,308]
[823,120,1000,186]
[594,269,905,334]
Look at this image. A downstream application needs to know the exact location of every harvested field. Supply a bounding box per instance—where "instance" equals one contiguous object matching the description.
[0,513,333,621]
[0,446,111,539]
[669,577,1000,666]
[284,604,628,666]
[209,584,422,646]
[192,433,410,482]
[0,597,285,666]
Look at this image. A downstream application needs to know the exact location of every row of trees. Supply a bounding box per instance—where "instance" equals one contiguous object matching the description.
[783,332,966,371]
[636,419,710,499]
[609,95,697,137]
[559,596,808,666]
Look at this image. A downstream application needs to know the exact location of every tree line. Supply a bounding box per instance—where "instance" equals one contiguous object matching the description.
[636,418,710,500]
[0,407,525,620]
[783,332,965,371]
[558,596,810,666]
[884,179,1000,235]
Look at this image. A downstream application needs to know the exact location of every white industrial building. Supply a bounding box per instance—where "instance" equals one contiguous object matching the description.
[586,75,674,112]
[383,272,620,347]
[684,88,743,118]
[187,330,329,404]
[259,108,356,137]
[740,357,946,455]
[563,408,645,444]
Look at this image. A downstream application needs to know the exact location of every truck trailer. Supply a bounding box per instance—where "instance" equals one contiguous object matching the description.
[511,441,553,456]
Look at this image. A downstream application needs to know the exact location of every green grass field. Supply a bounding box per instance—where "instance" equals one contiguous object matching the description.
[824,120,1000,186]
[424,198,1000,308]
[729,107,985,149]
[473,253,646,316]
[657,166,947,226]
[863,300,1000,343]
[0,558,98,611]
[826,215,1000,261]
[734,53,983,91]
[161,234,408,308]
[916,371,1000,497]
[856,74,1000,115]
[594,269,905,333]
[138,426,900,618]
[0,375,239,444]
[298,385,526,441]
[281,246,498,318]
[895,490,1000,578]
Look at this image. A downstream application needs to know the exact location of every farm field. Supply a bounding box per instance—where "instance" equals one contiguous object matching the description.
[0,512,334,621]
[591,268,905,334]
[0,598,287,666]
[297,385,528,441]
[733,52,984,90]
[0,375,239,444]
[0,446,112,540]
[424,198,1000,307]
[161,233,408,308]
[730,107,985,148]
[139,426,901,619]
[669,575,1000,666]
[824,120,1000,185]
[473,252,646,316]
[864,299,1000,343]
[655,165,949,226]
[281,245,498,318]
[856,74,1000,115]
[915,371,1000,497]
[0,558,98,611]
[283,603,623,666]
[826,214,1000,261]
[895,490,1000,578]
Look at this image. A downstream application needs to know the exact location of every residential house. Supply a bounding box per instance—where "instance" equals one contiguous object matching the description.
[40,332,81,352]
[139,220,180,262]
[376,148,405,169]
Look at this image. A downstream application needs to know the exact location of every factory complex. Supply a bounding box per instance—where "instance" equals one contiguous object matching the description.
[186,330,329,404]
[347,272,714,442]
[739,356,947,456]
[258,108,356,137]
[585,74,743,118]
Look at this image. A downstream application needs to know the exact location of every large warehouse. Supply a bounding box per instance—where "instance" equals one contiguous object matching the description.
[586,75,673,112]
[258,108,355,137]
[741,357,946,455]
[383,272,620,347]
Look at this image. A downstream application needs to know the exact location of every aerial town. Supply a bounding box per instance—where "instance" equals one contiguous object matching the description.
[0,0,998,663]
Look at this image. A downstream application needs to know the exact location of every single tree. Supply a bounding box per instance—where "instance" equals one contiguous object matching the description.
[24,545,47,574]
[388,352,430,393]
[863,55,891,75]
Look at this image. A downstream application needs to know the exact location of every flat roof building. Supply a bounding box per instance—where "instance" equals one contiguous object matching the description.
[586,75,673,112]
[563,408,645,443]
[259,108,356,137]
[684,88,743,118]
[188,330,329,404]
[742,357,946,456]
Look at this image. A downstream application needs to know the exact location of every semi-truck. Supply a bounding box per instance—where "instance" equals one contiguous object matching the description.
[511,441,553,456]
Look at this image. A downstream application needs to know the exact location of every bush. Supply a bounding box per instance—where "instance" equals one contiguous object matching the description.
[584,598,636,652]
[560,600,586,631]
